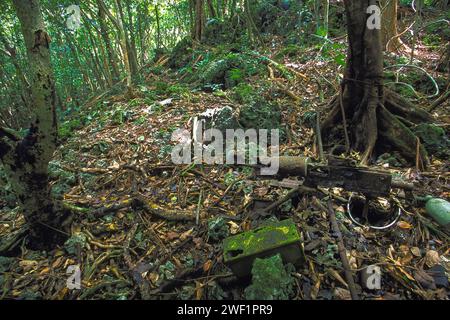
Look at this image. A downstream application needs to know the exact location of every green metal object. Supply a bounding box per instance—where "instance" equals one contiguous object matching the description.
[223,219,303,277]
[425,196,450,230]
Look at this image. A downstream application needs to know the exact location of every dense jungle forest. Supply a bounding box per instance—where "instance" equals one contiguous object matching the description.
[0,0,449,301]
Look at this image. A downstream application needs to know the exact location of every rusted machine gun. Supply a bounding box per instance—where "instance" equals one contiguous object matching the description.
[261,156,414,198]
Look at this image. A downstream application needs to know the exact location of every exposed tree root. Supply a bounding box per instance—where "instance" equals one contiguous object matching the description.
[25,204,72,251]
[385,90,432,123]
[0,227,27,256]
[378,104,429,167]
[321,89,431,166]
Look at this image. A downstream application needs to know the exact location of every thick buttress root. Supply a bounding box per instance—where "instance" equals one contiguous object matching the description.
[321,89,431,167]
[378,104,430,167]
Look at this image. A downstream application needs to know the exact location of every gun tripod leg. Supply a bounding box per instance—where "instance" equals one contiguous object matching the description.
[363,196,371,225]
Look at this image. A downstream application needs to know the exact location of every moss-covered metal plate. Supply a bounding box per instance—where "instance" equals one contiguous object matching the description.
[223,219,302,277]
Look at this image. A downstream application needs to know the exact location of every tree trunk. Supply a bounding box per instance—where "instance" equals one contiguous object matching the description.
[193,0,205,41]
[0,30,33,124]
[124,0,139,78]
[116,0,137,82]
[63,30,95,92]
[244,0,261,44]
[155,3,162,49]
[207,0,217,18]
[229,0,238,20]
[98,3,121,83]
[137,3,147,65]
[97,0,133,88]
[83,21,108,89]
[381,0,406,52]
[322,0,430,166]
[0,0,70,248]
[343,0,382,163]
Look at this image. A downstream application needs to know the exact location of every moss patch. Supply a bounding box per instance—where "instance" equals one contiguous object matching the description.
[168,37,193,69]
[244,254,295,300]
[414,123,449,158]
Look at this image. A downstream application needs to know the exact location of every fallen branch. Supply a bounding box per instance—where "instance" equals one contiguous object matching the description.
[429,90,450,112]
[249,51,307,80]
[152,265,205,294]
[0,127,21,141]
[78,279,130,300]
[326,199,359,300]
[123,223,152,300]
[132,194,195,222]
[0,226,27,255]
[313,198,359,300]
[263,185,316,213]
[63,200,131,218]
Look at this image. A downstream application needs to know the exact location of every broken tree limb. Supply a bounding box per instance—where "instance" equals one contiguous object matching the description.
[313,197,359,300]
[0,226,28,255]
[429,90,450,112]
[326,199,359,300]
[132,194,195,222]
[0,127,21,141]
[152,265,206,294]
[338,86,350,153]
[62,200,132,218]
[264,185,316,213]
[249,51,307,80]
[315,111,324,161]
[123,223,152,300]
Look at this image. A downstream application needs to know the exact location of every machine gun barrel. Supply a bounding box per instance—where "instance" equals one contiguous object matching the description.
[272,156,414,197]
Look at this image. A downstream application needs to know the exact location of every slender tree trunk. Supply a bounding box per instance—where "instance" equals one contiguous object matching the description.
[217,0,224,18]
[193,0,205,41]
[125,0,139,76]
[155,3,162,49]
[314,0,321,33]
[381,0,406,51]
[83,22,108,89]
[323,0,330,38]
[229,0,237,20]
[189,0,194,38]
[207,0,217,18]
[97,3,121,83]
[97,0,133,88]
[79,10,111,88]
[97,32,114,87]
[0,30,33,113]
[116,0,138,83]
[63,31,95,92]
[137,4,146,65]
[244,0,261,44]
[1,0,70,248]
